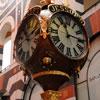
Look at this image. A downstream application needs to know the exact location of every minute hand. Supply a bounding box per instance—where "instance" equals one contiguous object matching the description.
[68,34,86,42]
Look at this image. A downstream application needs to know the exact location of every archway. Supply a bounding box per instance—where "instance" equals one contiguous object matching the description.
[0,16,14,70]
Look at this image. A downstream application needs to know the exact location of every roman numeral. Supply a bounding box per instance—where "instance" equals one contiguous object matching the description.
[76,29,82,35]
[66,17,71,25]
[30,19,37,28]
[30,19,34,28]
[34,38,38,44]
[53,20,60,28]
[50,27,58,34]
[17,44,22,51]
[57,42,65,53]
[31,46,35,52]
[66,47,72,57]
[35,26,40,36]
[21,52,26,60]
[24,51,28,60]
[26,51,29,59]
[19,36,23,40]
[26,22,31,29]
[18,48,23,56]
[78,39,85,43]
[52,36,60,45]
[76,44,84,53]
[58,17,63,24]
[72,22,77,29]
[73,48,79,57]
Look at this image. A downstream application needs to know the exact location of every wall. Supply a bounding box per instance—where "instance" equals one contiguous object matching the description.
[82,2,100,38]
[84,0,99,10]
[77,32,100,100]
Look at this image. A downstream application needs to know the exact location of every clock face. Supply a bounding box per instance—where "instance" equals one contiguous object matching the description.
[16,15,40,63]
[49,12,88,59]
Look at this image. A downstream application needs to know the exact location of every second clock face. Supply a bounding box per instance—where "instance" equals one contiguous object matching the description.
[49,12,88,59]
[16,15,40,63]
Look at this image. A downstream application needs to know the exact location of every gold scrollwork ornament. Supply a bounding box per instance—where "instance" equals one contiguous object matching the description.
[41,90,62,100]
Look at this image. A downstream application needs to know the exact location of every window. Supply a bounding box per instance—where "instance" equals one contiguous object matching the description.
[2,39,11,70]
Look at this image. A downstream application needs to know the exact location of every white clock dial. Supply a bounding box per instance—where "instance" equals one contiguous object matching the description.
[16,15,40,63]
[49,12,87,59]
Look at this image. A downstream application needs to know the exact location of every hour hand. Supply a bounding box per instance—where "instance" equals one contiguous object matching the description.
[27,28,35,38]
[68,34,86,42]
[30,28,35,35]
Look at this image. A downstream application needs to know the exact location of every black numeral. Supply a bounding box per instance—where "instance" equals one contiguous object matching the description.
[76,44,84,53]
[78,39,85,43]
[18,48,23,56]
[76,29,82,35]
[35,28,40,36]
[66,47,72,57]
[73,48,79,56]
[28,22,31,28]
[52,36,60,45]
[66,16,71,25]
[19,36,23,40]
[26,51,29,60]
[30,20,34,28]
[53,20,59,28]
[58,17,63,24]
[57,42,65,53]
[21,52,25,60]
[18,44,22,51]
[34,38,38,44]
[50,27,58,34]
[72,22,77,29]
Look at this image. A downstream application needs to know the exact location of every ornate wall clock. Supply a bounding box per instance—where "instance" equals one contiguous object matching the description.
[14,0,90,99]
[23,3,89,93]
[14,14,40,64]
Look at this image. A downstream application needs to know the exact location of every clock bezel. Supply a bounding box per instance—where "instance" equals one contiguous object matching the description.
[48,11,89,60]
[14,14,41,64]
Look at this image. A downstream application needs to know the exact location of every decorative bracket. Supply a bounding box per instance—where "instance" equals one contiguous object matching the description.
[40,16,49,39]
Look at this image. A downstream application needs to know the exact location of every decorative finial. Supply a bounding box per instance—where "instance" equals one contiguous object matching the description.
[40,0,54,6]
[51,0,55,4]
[41,90,62,100]
[63,0,69,7]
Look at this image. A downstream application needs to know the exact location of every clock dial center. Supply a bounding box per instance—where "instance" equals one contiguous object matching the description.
[22,40,29,52]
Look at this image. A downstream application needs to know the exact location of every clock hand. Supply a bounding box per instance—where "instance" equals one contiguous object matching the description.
[30,28,35,35]
[63,22,69,35]
[26,28,36,38]
[61,17,69,35]
[27,25,39,38]
[59,30,72,44]
[59,30,70,38]
[67,34,86,42]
